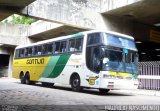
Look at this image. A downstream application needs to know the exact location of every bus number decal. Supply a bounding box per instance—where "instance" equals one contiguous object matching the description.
[86,76,98,85]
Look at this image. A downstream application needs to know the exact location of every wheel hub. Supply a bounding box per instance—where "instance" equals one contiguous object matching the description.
[73,79,79,87]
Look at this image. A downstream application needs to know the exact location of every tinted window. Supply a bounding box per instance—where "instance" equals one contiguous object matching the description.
[33,46,42,56]
[19,49,24,57]
[105,33,136,49]
[37,46,42,55]
[15,49,25,58]
[15,50,19,58]
[54,42,60,53]
[69,39,75,52]
[86,47,101,73]
[87,33,101,45]
[42,44,48,55]
[75,38,83,51]
[47,43,53,54]
[60,41,67,53]
[68,37,83,52]
[24,47,32,57]
[28,48,32,57]
[32,46,37,56]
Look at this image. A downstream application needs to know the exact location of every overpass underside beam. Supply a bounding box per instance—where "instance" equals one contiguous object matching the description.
[0,23,29,46]
[21,0,102,30]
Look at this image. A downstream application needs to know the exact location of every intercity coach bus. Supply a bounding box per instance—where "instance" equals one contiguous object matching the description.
[13,30,139,93]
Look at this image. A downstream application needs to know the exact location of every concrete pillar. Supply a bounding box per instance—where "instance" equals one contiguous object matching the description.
[8,48,15,78]
[0,47,15,77]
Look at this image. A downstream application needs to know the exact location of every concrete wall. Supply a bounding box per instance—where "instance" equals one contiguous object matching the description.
[100,0,141,12]
[0,23,29,45]
[21,0,142,30]
[20,0,143,38]
[100,15,134,36]
[29,20,63,36]
[0,23,29,77]
[100,15,156,41]
[22,0,102,29]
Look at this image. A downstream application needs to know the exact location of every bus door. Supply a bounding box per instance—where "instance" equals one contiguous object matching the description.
[86,46,101,86]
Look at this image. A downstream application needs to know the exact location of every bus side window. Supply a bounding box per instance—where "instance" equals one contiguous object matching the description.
[24,48,28,57]
[87,33,101,45]
[54,42,60,53]
[28,48,32,57]
[15,50,19,58]
[47,43,53,54]
[24,48,31,57]
[42,44,48,55]
[19,49,24,57]
[32,47,36,56]
[69,39,75,52]
[75,38,83,51]
[60,41,67,53]
[37,46,42,55]
[32,46,38,56]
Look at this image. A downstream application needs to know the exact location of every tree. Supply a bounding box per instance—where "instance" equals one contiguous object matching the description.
[2,14,37,25]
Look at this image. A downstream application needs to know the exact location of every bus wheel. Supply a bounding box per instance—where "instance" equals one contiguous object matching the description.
[99,89,110,95]
[20,73,25,84]
[25,73,31,85]
[71,75,82,92]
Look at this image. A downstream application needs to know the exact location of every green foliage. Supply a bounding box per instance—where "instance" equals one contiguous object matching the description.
[2,15,37,25]
[12,15,37,25]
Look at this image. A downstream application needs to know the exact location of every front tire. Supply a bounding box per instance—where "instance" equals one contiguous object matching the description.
[71,75,82,92]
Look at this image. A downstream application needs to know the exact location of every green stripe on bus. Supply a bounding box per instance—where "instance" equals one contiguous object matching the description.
[48,54,71,78]
[71,33,83,37]
[41,56,60,78]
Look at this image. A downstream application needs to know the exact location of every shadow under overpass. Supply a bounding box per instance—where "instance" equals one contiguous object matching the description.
[0,54,10,77]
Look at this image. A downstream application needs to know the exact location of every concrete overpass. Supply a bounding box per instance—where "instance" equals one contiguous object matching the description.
[1,0,160,42]
[1,0,160,77]
[1,0,160,38]
[1,0,160,27]
[0,0,35,21]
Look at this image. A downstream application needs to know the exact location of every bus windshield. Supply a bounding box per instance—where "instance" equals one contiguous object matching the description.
[104,33,136,50]
[101,47,138,74]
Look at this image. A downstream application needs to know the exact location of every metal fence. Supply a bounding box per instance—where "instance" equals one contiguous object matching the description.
[138,61,160,90]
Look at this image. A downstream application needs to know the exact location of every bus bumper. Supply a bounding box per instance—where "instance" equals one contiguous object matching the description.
[99,78,139,90]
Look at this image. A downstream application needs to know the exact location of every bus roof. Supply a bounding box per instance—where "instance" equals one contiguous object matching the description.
[16,32,84,49]
[16,30,134,49]
[84,30,134,40]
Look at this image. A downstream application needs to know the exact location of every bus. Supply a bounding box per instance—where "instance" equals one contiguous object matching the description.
[12,30,139,94]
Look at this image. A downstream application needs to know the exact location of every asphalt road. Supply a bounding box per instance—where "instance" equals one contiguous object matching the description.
[0,78,160,111]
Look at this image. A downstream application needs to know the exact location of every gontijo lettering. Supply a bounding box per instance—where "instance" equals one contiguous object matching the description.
[26,58,44,64]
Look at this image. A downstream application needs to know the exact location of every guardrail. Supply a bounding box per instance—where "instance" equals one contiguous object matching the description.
[138,61,160,90]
